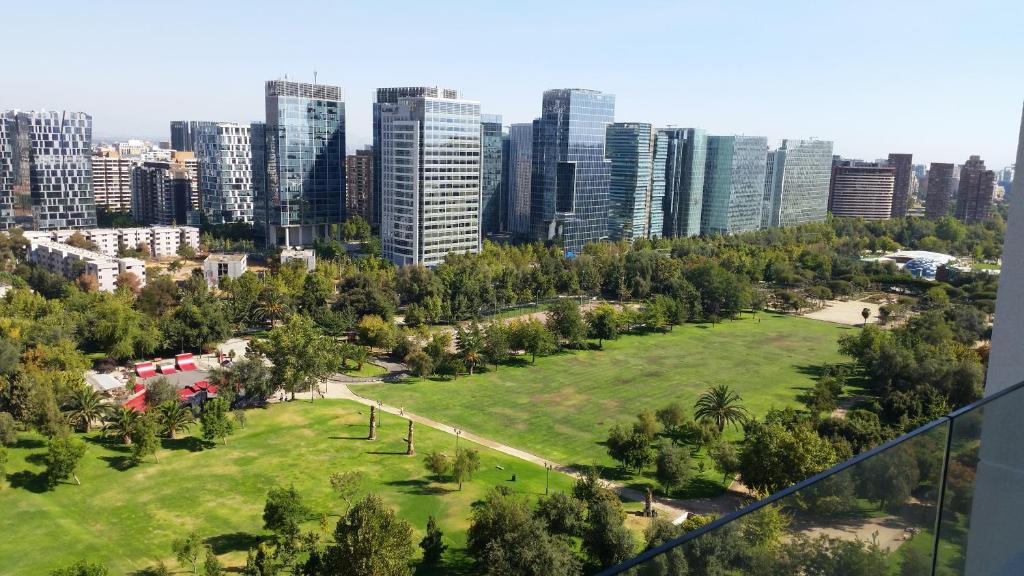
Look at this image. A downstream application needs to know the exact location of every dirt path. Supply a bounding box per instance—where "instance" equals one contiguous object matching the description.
[801,298,881,326]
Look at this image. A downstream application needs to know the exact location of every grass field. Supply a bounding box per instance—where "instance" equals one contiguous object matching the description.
[340,360,388,378]
[0,400,574,575]
[359,314,852,494]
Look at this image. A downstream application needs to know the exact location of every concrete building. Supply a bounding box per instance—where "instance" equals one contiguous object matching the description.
[193,122,253,224]
[763,139,834,228]
[828,161,896,220]
[701,135,769,235]
[925,163,956,219]
[379,90,481,266]
[345,147,373,223]
[280,248,316,271]
[659,128,708,238]
[887,153,913,218]
[131,151,199,225]
[91,149,134,212]
[955,155,995,224]
[169,121,196,152]
[480,114,504,236]
[606,123,658,240]
[204,253,247,288]
[504,123,534,236]
[27,238,146,292]
[27,225,199,259]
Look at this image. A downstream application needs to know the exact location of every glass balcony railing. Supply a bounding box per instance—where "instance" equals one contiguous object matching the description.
[600,380,1024,576]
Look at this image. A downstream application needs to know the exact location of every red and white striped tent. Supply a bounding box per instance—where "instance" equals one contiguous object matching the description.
[159,363,177,375]
[176,353,197,372]
[135,362,157,378]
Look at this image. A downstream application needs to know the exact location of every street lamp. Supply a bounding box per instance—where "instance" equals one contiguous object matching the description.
[545,462,553,495]
[454,427,462,450]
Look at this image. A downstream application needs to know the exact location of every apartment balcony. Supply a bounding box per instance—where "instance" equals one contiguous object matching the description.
[602,379,1024,576]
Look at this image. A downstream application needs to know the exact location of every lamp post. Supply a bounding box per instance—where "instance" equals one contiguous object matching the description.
[545,462,553,495]
[454,427,462,450]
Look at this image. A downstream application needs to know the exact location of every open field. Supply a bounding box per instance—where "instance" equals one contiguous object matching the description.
[360,314,852,493]
[340,360,388,378]
[0,400,574,575]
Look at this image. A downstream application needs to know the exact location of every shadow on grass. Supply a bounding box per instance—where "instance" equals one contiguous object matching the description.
[100,455,134,470]
[386,478,454,496]
[684,476,729,499]
[329,436,372,441]
[8,470,49,493]
[416,547,476,576]
[366,450,413,456]
[24,453,48,467]
[205,531,263,555]
[160,436,210,452]
[12,437,45,450]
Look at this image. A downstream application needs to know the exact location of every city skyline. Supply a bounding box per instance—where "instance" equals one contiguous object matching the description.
[1,1,1020,167]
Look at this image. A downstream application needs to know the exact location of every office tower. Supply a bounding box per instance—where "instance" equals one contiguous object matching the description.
[1015,103,1024,203]
[170,121,195,152]
[649,132,666,238]
[925,163,955,219]
[480,114,504,236]
[531,89,615,254]
[764,139,834,227]
[700,135,768,235]
[131,151,198,225]
[761,150,778,229]
[828,161,896,220]
[254,80,346,247]
[659,128,708,237]
[250,121,266,229]
[345,147,374,223]
[193,121,253,224]
[0,115,28,229]
[373,87,460,229]
[505,123,533,236]
[606,123,659,240]
[379,91,481,266]
[887,153,913,218]
[91,149,134,212]
[955,155,995,224]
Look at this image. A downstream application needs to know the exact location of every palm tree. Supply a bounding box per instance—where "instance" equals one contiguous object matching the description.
[694,384,750,433]
[157,401,194,439]
[254,291,291,328]
[64,385,109,433]
[861,307,871,327]
[105,406,141,445]
[463,350,481,375]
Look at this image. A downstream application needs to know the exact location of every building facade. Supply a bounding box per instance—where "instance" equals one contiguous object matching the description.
[0,114,30,229]
[764,139,834,228]
[131,151,198,225]
[887,153,913,218]
[700,135,768,235]
[659,128,707,237]
[91,149,134,212]
[955,155,995,224]
[828,161,896,220]
[379,93,481,266]
[169,121,196,152]
[479,114,504,236]
[925,162,956,219]
[345,147,374,223]
[606,122,657,240]
[531,89,615,255]
[193,122,253,224]
[27,238,146,292]
[505,122,533,236]
[256,80,346,247]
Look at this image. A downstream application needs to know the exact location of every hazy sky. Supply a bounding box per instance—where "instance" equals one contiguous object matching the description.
[3,0,1021,166]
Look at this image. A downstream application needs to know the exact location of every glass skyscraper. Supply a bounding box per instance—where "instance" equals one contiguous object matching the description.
[256,80,345,247]
[658,128,707,238]
[764,139,834,227]
[606,122,657,240]
[531,89,615,255]
[379,93,481,266]
[701,135,768,235]
[480,114,504,236]
[505,122,533,236]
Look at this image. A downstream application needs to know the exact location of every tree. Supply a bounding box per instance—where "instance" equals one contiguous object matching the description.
[655,401,687,435]
[116,271,141,296]
[145,377,179,407]
[157,401,194,439]
[583,497,635,569]
[535,491,586,537]
[201,398,234,445]
[546,299,587,349]
[509,319,556,363]
[482,322,510,369]
[329,470,364,512]
[710,441,741,482]
[177,242,197,259]
[739,421,838,493]
[48,561,109,576]
[322,494,414,576]
[404,350,434,378]
[635,409,661,440]
[606,424,654,473]
[255,314,342,401]
[356,314,397,352]
[0,447,7,488]
[131,413,161,465]
[452,448,481,490]
[423,451,451,482]
[0,412,16,446]
[202,545,224,576]
[419,516,447,569]
[655,443,692,495]
[694,384,750,432]
[263,485,310,547]
[45,434,86,488]
[105,406,140,445]
[172,530,204,575]
[585,304,620,348]
[63,385,108,433]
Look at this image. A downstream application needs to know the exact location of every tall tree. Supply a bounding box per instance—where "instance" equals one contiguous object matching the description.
[200,398,234,445]
[546,299,587,349]
[45,434,87,488]
[585,304,620,348]
[322,494,414,576]
[105,406,140,445]
[172,530,204,575]
[419,516,447,569]
[694,384,750,432]
[452,448,481,490]
[130,413,161,465]
[157,401,194,439]
[583,497,635,569]
[255,314,342,401]
[63,385,108,433]
[655,443,692,495]
[263,485,310,548]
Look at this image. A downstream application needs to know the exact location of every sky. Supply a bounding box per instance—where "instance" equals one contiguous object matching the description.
[1,0,1021,167]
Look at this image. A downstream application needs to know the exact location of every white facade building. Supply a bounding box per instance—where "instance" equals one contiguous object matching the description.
[28,238,146,292]
[194,122,253,224]
[204,253,247,287]
[26,225,200,259]
[91,149,134,212]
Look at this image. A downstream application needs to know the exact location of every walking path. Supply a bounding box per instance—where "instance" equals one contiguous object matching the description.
[317,377,748,521]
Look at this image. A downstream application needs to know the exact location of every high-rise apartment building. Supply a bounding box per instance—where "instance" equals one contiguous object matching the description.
[828,161,896,220]
[505,123,533,236]
[531,89,615,255]
[345,147,373,223]
[255,80,346,247]
[170,121,196,152]
[925,163,955,219]
[659,128,707,237]
[955,155,995,224]
[193,121,253,224]
[480,114,504,236]
[763,139,834,228]
[887,153,913,218]
[91,149,134,212]
[379,92,481,266]
[0,110,96,230]
[131,151,198,225]
[700,135,768,235]
[761,151,778,229]
[373,87,460,230]
[606,123,660,240]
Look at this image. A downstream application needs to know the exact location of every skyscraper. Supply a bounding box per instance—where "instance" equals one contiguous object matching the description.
[379,92,481,266]
[170,121,195,152]
[925,163,955,219]
[480,114,504,236]
[955,155,995,224]
[828,161,896,220]
[254,80,346,247]
[373,87,460,230]
[91,149,134,213]
[659,128,708,237]
[345,147,373,223]
[700,135,768,235]
[1015,102,1024,205]
[131,151,198,225]
[606,122,657,240]
[0,114,29,230]
[761,150,778,229]
[193,121,254,224]
[505,123,533,236]
[887,153,913,218]
[764,139,834,227]
[531,89,615,254]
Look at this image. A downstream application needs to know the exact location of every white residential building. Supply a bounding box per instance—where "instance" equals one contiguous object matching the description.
[91,149,134,212]
[204,253,247,287]
[194,122,253,224]
[28,238,146,292]
[26,225,200,259]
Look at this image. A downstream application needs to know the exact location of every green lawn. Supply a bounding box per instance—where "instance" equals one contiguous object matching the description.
[340,360,388,378]
[360,314,852,493]
[0,401,574,575]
